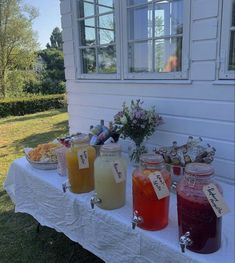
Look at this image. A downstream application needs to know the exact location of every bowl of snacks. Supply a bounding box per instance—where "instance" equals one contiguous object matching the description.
[24,143,59,170]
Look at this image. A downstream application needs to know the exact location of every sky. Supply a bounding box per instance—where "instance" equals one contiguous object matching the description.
[23,0,62,49]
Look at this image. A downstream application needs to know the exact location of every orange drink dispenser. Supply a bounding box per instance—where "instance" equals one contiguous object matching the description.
[132,153,171,230]
[91,144,127,210]
[66,135,96,193]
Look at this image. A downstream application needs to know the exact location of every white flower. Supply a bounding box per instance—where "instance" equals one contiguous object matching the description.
[120,115,127,124]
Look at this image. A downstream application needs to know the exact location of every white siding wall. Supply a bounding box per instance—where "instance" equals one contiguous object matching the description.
[60,0,235,185]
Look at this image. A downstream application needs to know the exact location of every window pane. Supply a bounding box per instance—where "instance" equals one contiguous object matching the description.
[229,31,235,70]
[79,2,95,18]
[81,48,96,73]
[128,0,152,6]
[128,41,152,72]
[154,0,183,37]
[98,0,114,8]
[99,5,113,14]
[99,14,114,29]
[154,3,166,37]
[172,0,183,34]
[98,45,116,73]
[84,18,95,27]
[155,37,182,72]
[232,0,235,26]
[99,29,114,44]
[128,5,152,40]
[80,23,96,45]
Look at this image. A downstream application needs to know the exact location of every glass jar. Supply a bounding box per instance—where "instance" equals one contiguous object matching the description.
[132,153,171,230]
[94,143,127,210]
[176,163,222,254]
[66,136,96,193]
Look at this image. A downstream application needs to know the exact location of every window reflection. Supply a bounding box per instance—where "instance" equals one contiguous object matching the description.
[98,46,116,73]
[128,0,183,73]
[81,48,96,73]
[78,0,116,74]
[129,41,152,72]
[229,31,235,70]
[155,37,182,72]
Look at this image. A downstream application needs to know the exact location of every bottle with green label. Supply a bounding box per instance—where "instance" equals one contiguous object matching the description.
[66,135,96,193]
[92,144,127,210]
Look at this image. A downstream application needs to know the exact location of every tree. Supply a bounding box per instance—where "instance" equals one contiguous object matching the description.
[24,48,65,95]
[0,0,38,98]
[46,27,63,50]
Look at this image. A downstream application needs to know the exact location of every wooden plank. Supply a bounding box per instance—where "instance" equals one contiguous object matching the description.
[192,0,219,20]
[66,81,235,102]
[68,93,234,122]
[191,61,215,80]
[191,18,217,40]
[68,104,234,142]
[191,40,217,61]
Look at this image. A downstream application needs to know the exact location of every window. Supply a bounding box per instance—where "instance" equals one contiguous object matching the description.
[74,0,120,79]
[219,0,235,79]
[73,0,190,80]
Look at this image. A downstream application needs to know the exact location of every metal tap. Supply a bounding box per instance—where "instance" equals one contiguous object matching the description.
[62,182,70,193]
[90,195,102,209]
[171,181,177,192]
[132,210,143,229]
[179,232,192,253]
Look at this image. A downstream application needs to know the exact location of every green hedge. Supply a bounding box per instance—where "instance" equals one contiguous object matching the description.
[0,94,66,118]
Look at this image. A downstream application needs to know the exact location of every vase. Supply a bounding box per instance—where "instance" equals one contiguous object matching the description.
[128,140,147,167]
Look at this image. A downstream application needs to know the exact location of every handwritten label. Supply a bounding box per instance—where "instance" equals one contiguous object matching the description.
[203,183,230,218]
[112,160,125,183]
[77,149,89,169]
[148,172,170,199]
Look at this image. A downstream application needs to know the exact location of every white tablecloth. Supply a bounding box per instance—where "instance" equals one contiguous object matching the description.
[4,157,235,263]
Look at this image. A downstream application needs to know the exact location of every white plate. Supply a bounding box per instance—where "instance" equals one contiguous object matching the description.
[24,148,57,170]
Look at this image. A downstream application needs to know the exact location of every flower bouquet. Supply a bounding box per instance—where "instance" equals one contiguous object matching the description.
[113,99,163,165]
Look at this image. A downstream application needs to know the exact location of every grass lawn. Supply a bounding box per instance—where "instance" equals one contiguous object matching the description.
[0,109,103,263]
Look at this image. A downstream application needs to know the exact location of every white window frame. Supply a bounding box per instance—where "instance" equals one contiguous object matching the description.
[219,0,235,80]
[72,0,190,80]
[72,0,121,79]
[122,0,190,80]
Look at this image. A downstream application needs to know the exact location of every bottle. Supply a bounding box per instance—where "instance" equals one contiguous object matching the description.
[93,143,127,210]
[177,163,222,253]
[66,135,96,193]
[132,153,171,230]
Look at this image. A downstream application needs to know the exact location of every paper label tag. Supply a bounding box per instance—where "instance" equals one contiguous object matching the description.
[112,160,125,183]
[148,172,170,199]
[77,149,89,169]
[203,183,230,218]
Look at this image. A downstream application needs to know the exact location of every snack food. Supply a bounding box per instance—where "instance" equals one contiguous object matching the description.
[28,143,58,162]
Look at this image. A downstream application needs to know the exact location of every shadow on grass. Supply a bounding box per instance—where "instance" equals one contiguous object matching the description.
[0,108,67,125]
[12,120,69,151]
[0,208,104,263]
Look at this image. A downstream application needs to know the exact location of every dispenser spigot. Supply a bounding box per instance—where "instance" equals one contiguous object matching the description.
[62,182,70,193]
[171,181,177,192]
[179,232,192,253]
[90,195,102,209]
[132,210,143,229]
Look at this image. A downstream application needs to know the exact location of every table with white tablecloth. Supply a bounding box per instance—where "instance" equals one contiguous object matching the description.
[4,157,235,263]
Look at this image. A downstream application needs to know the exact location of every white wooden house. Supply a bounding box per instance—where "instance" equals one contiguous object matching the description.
[60,0,235,185]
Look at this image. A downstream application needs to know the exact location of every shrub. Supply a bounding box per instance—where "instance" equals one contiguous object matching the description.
[0,94,66,118]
